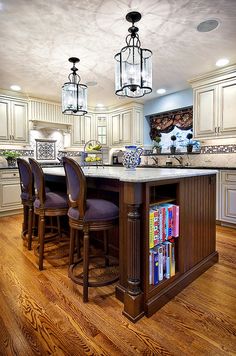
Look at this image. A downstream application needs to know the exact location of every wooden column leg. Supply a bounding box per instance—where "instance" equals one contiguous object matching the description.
[123,204,144,322]
[27,205,33,250]
[104,230,109,267]
[38,213,45,270]
[83,225,89,303]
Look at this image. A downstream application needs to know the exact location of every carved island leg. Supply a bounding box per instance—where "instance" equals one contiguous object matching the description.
[123,203,145,322]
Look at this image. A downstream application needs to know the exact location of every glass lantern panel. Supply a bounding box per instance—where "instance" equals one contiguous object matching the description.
[62,83,77,113]
[121,46,141,89]
[142,49,152,89]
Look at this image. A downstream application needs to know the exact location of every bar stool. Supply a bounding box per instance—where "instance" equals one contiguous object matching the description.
[29,158,68,270]
[17,158,35,250]
[62,157,119,302]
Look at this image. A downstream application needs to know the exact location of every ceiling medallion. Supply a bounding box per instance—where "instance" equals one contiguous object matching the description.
[114,11,152,98]
[62,57,88,116]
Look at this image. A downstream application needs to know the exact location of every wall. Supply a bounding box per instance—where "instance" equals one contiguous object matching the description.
[143,88,193,146]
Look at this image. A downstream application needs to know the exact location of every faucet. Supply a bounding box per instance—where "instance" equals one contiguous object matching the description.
[172,155,183,166]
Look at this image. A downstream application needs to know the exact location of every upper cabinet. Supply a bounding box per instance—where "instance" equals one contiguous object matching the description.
[95,114,108,147]
[0,96,28,144]
[110,104,143,146]
[111,109,132,146]
[190,65,236,139]
[71,114,94,146]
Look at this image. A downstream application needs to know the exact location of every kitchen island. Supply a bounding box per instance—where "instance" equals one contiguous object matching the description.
[44,166,218,322]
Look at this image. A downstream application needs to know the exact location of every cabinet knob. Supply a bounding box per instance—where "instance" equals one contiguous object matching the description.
[13,173,16,176]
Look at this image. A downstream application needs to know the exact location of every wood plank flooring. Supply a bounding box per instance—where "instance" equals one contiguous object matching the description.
[0,215,235,355]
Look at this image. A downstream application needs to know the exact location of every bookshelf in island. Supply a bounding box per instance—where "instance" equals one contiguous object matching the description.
[44,166,218,323]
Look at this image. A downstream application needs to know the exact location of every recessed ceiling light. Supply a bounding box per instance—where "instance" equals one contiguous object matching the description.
[156,88,166,95]
[10,85,21,91]
[197,19,220,32]
[96,103,104,107]
[86,81,97,87]
[216,58,229,67]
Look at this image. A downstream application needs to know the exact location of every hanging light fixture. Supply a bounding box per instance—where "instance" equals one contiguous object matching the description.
[115,11,152,98]
[62,57,87,115]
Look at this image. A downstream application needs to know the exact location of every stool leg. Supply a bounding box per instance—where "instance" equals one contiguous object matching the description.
[27,205,33,250]
[83,226,89,303]
[76,230,81,259]
[22,205,28,237]
[104,230,109,267]
[57,216,62,240]
[69,227,75,265]
[38,213,45,270]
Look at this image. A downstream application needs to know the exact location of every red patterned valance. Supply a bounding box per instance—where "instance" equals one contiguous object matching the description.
[149,106,193,140]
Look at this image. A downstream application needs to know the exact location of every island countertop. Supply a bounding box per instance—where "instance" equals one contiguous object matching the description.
[43,166,217,183]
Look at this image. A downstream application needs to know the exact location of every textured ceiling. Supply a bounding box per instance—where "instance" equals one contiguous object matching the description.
[0,0,236,108]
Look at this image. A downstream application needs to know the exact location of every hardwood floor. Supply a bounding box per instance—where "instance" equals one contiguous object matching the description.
[0,215,235,356]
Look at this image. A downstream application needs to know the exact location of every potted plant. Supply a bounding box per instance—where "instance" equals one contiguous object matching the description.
[2,150,20,167]
[170,135,177,154]
[186,133,193,153]
[153,135,162,154]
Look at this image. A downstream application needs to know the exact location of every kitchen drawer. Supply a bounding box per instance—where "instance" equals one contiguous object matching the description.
[0,170,19,179]
[221,170,236,184]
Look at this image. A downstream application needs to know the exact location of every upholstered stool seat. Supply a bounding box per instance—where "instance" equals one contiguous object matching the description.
[62,157,119,302]
[68,199,119,222]
[29,158,69,270]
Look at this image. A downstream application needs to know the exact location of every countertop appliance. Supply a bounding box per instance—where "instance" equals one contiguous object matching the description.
[112,150,124,165]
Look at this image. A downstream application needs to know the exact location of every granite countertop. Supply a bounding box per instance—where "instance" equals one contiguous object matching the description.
[43,166,218,183]
[140,165,236,170]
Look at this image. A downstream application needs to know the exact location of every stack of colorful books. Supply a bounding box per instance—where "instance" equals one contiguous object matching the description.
[149,203,179,285]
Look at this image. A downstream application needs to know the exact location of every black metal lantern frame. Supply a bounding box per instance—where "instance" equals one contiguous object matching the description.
[115,11,152,98]
[62,57,88,116]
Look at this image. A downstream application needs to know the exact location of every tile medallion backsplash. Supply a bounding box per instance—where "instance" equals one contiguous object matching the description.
[35,139,56,160]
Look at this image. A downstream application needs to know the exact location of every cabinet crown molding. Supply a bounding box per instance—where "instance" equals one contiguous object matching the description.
[189,64,236,88]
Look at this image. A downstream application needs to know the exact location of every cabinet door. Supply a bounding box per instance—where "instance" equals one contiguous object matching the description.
[111,113,121,145]
[11,101,28,143]
[120,110,132,144]
[221,184,236,223]
[72,116,83,145]
[193,86,218,138]
[132,108,143,145]
[0,99,11,141]
[95,115,108,146]
[218,79,236,136]
[0,181,21,211]
[81,114,93,144]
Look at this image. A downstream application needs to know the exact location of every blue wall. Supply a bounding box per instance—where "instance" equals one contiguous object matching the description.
[143,88,193,145]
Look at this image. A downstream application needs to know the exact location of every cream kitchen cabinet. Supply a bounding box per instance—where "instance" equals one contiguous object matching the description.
[71,114,94,146]
[111,109,132,146]
[0,96,28,144]
[190,65,236,139]
[0,169,22,216]
[95,114,109,146]
[220,170,236,225]
[110,105,143,146]
[132,106,143,145]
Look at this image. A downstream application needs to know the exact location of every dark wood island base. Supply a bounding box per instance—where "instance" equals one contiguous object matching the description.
[116,175,218,322]
[44,167,218,323]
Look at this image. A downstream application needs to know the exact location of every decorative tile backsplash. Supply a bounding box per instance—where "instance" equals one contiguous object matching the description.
[201,145,236,154]
[143,144,236,155]
[0,149,34,157]
[35,139,56,160]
